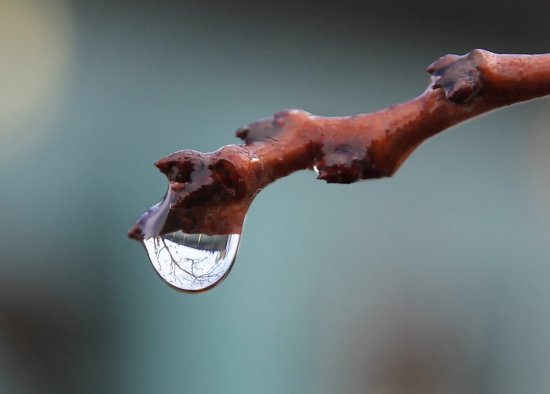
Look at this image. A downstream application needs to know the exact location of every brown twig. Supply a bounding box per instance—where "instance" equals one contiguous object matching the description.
[129,49,550,239]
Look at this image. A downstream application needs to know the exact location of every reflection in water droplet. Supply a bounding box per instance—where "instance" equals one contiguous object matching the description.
[132,183,245,292]
[143,231,240,292]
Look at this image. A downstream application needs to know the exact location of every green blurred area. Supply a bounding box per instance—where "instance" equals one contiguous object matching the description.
[1,1,550,393]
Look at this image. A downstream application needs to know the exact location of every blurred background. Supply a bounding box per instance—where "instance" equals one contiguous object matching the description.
[1,0,550,393]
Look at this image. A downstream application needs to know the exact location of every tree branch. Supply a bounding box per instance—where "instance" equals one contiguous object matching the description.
[129,49,550,240]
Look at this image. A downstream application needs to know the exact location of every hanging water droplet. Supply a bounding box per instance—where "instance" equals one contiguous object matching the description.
[143,231,240,292]
[129,184,244,292]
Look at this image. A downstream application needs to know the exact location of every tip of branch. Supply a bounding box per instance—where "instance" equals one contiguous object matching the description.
[128,224,144,241]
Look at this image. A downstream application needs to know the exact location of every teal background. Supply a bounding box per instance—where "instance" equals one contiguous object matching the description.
[2,1,550,393]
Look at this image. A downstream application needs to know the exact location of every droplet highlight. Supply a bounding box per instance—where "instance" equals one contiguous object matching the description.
[143,231,240,292]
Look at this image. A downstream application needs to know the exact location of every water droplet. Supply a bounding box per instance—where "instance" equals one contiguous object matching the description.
[143,232,240,292]
[131,185,243,292]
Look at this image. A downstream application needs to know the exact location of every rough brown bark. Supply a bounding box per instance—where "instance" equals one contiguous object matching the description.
[129,49,550,239]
